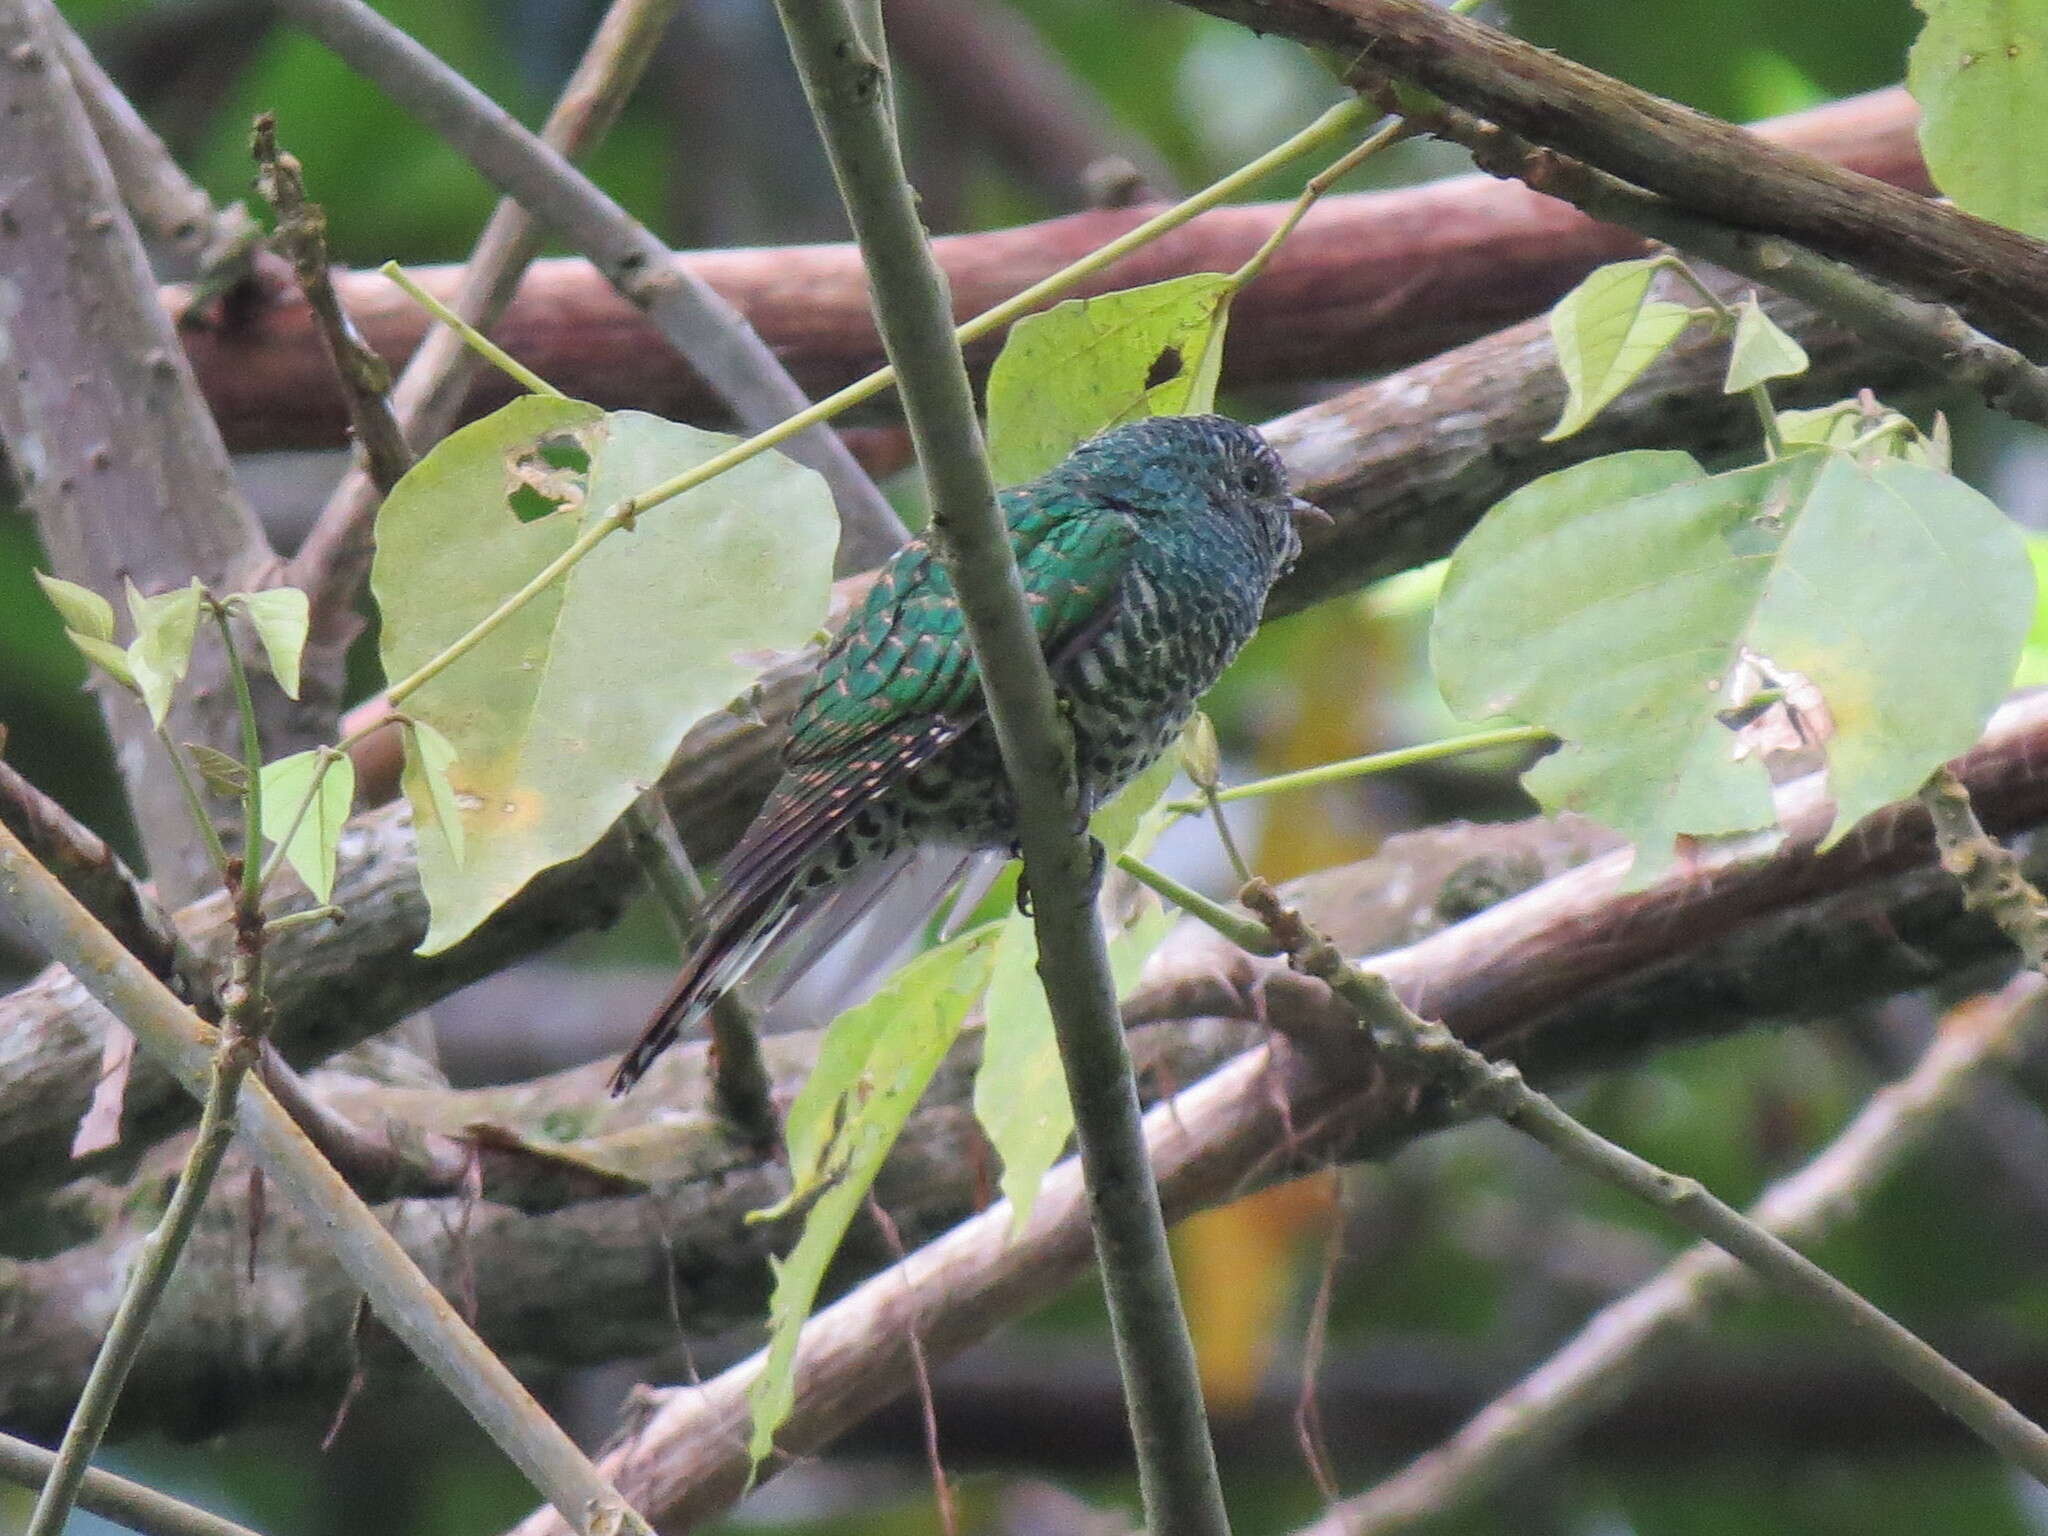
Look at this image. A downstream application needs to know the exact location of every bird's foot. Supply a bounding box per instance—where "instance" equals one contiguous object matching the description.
[1011,836,1107,916]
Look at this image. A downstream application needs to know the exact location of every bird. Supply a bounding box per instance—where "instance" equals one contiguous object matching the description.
[610,413,1325,1094]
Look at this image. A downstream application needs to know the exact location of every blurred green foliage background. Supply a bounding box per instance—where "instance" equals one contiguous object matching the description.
[14,2,2044,1534]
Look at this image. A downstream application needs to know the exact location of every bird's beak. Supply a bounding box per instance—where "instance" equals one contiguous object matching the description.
[1288,495,1333,529]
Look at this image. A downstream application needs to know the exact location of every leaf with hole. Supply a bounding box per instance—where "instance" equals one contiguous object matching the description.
[748,929,999,1469]
[985,273,1234,485]
[1724,295,1810,394]
[233,588,311,700]
[125,578,204,728]
[1432,449,2032,883]
[1543,259,1694,441]
[258,750,354,903]
[374,397,837,953]
[1909,0,2048,237]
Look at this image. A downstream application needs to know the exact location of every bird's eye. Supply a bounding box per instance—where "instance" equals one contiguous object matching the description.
[1239,466,1264,494]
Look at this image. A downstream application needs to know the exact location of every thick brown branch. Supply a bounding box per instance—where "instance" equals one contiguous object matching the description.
[169,89,1927,453]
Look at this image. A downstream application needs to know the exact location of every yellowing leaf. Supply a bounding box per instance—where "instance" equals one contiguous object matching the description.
[258,750,354,903]
[372,398,837,953]
[1433,449,2031,882]
[403,719,466,867]
[234,587,311,700]
[985,273,1234,485]
[1544,259,1694,442]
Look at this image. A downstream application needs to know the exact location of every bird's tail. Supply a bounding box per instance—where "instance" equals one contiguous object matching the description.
[608,863,807,1095]
[608,833,931,1095]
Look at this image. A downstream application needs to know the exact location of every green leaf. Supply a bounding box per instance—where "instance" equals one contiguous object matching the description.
[749,931,999,1468]
[233,588,311,700]
[372,397,837,953]
[975,899,1172,1234]
[124,578,204,728]
[2014,533,2048,688]
[1543,259,1695,441]
[258,750,355,903]
[184,743,250,800]
[1432,449,2031,881]
[403,719,466,867]
[984,273,1234,485]
[34,572,114,641]
[1909,0,2048,237]
[1723,295,1810,393]
[972,742,1182,1232]
[67,633,138,691]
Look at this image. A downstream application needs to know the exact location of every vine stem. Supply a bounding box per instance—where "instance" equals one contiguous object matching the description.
[1165,724,1552,813]
[772,0,1232,1529]
[374,95,1374,711]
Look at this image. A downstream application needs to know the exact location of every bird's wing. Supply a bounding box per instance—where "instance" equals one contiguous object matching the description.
[788,491,1140,768]
[715,496,1138,923]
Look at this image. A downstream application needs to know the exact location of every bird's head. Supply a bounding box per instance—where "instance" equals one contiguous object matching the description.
[1058,414,1327,579]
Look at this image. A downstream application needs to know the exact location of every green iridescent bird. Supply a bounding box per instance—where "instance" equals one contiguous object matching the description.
[611,414,1322,1093]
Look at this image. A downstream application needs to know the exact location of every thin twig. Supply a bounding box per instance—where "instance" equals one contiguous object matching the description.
[0,821,656,1536]
[772,1,1228,1530]
[289,0,683,664]
[1306,972,2048,1535]
[251,114,412,495]
[264,0,904,567]
[1237,879,2048,1486]
[1920,766,2048,971]
[0,1427,263,1536]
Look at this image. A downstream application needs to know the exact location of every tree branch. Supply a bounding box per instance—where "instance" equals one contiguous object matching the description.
[43,6,258,284]
[262,0,906,570]
[167,88,1929,454]
[1171,0,2048,357]
[11,700,2048,1470]
[0,1427,263,1536]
